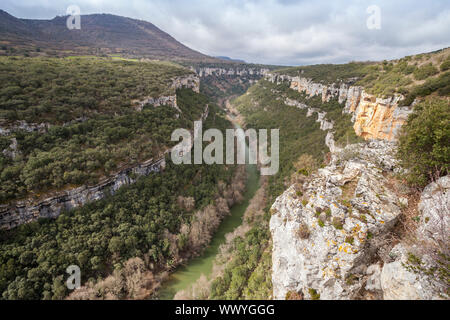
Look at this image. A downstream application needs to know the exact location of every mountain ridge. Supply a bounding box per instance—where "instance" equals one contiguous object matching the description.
[0,10,220,62]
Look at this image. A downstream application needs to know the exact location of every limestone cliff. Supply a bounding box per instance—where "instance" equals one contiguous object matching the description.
[270,139,448,300]
[268,76,447,299]
[134,74,200,112]
[265,74,413,141]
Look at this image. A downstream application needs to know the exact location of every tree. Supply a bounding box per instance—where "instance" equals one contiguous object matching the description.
[397,98,450,187]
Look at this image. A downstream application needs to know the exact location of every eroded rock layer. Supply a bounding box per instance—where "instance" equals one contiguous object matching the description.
[265,74,413,141]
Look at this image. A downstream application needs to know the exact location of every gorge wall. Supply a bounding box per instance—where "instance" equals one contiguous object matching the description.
[265,74,413,141]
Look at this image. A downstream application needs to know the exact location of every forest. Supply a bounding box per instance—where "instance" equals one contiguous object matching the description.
[0,56,191,124]
[0,88,207,203]
[0,102,241,300]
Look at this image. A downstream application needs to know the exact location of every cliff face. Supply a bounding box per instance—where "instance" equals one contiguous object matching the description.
[265,74,413,141]
[268,73,448,299]
[270,140,402,300]
[270,139,448,300]
[0,159,166,230]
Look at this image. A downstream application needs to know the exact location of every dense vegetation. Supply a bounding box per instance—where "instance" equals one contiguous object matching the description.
[0,88,207,203]
[274,48,450,101]
[0,103,238,300]
[0,56,191,124]
[397,98,450,187]
[282,82,363,147]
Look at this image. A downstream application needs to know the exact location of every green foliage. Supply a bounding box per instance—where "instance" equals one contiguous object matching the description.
[210,225,272,300]
[308,288,320,300]
[317,219,325,228]
[275,62,373,85]
[0,88,207,203]
[233,80,331,205]
[400,72,450,106]
[413,63,439,80]
[332,217,344,230]
[0,105,237,300]
[345,236,355,245]
[0,56,191,124]
[283,87,363,146]
[397,98,450,187]
[441,60,450,72]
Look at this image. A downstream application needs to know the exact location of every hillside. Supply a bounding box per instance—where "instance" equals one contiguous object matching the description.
[0,53,245,300]
[0,10,217,62]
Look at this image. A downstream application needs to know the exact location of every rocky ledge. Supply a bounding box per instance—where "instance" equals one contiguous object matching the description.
[265,74,413,141]
[270,140,449,300]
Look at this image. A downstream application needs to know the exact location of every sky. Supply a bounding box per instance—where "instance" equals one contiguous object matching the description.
[1,0,450,66]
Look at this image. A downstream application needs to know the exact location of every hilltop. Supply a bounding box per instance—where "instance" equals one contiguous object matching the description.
[0,10,219,62]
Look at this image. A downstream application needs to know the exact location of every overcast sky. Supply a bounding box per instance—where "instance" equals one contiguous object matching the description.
[1,0,449,65]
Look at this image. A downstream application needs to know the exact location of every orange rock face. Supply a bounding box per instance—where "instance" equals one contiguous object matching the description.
[352,93,412,141]
[283,75,413,141]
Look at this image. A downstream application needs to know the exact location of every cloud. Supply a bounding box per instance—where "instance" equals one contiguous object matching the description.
[2,0,450,65]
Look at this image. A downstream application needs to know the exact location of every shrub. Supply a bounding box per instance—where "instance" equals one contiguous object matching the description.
[317,219,325,228]
[345,236,355,245]
[308,288,321,300]
[286,291,303,300]
[332,217,344,230]
[413,63,439,80]
[397,99,450,187]
[297,223,311,239]
[440,60,450,72]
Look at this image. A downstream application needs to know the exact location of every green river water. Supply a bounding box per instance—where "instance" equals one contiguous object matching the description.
[157,122,260,300]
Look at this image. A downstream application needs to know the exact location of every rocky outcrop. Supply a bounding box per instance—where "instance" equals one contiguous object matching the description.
[2,137,19,159]
[270,141,404,300]
[0,106,209,230]
[265,74,413,141]
[134,74,200,112]
[380,243,443,300]
[134,95,178,111]
[380,176,449,300]
[270,134,449,300]
[0,120,50,136]
[0,158,166,230]
[172,74,200,93]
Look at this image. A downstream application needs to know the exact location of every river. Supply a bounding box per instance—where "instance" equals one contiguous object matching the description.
[157,121,260,300]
